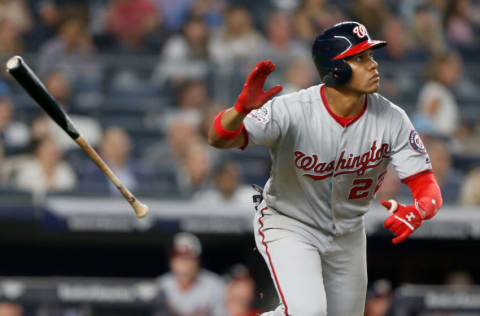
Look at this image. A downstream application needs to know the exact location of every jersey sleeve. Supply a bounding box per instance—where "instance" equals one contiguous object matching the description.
[243,97,286,147]
[389,109,432,180]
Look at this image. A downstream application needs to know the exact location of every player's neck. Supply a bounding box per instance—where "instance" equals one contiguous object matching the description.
[324,86,366,118]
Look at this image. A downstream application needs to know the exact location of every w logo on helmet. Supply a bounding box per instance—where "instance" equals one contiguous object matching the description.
[353,25,367,38]
[406,212,416,222]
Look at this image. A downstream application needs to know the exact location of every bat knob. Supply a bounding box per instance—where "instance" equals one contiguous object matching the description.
[6,56,23,71]
[133,200,149,219]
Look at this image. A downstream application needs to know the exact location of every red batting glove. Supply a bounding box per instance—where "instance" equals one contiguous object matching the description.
[381,199,423,244]
[234,60,283,115]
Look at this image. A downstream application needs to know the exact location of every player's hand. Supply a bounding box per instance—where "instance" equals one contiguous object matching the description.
[235,60,283,114]
[381,199,422,244]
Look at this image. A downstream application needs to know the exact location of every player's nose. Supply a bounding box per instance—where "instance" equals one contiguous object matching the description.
[368,56,378,70]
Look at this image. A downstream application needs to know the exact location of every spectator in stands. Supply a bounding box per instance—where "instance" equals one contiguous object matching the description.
[351,0,392,37]
[364,279,392,316]
[78,126,139,195]
[175,139,213,197]
[443,0,479,48]
[458,167,480,206]
[292,0,346,44]
[210,5,266,70]
[376,17,427,102]
[193,161,252,208]
[281,58,316,95]
[154,79,212,133]
[0,82,30,154]
[426,138,463,204]
[0,0,31,35]
[35,71,101,151]
[189,0,225,29]
[0,18,24,57]
[156,232,227,316]
[415,52,462,138]
[10,135,77,196]
[0,302,23,316]
[105,0,161,53]
[37,17,103,93]
[155,0,195,32]
[146,116,201,168]
[259,10,309,80]
[408,4,447,55]
[225,264,262,316]
[444,270,475,291]
[152,16,211,86]
[24,0,61,52]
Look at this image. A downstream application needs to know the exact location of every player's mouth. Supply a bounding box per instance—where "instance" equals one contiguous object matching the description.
[370,73,380,82]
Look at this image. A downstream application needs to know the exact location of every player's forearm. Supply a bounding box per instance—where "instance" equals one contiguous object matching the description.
[406,171,443,220]
[207,107,247,149]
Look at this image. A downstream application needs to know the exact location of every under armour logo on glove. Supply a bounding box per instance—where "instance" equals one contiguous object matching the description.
[380,199,423,244]
[405,212,416,222]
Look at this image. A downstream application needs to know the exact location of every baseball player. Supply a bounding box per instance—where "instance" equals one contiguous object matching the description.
[208,21,443,316]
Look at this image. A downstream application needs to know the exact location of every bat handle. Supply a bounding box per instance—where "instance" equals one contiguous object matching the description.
[386,199,398,214]
[75,137,149,218]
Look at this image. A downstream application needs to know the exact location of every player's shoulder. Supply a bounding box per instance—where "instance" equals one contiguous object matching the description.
[368,92,408,118]
[278,84,321,104]
[266,84,321,114]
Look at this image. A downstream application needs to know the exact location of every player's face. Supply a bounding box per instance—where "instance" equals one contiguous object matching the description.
[344,50,380,94]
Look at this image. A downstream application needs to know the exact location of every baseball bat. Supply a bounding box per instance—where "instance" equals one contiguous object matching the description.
[5,56,149,218]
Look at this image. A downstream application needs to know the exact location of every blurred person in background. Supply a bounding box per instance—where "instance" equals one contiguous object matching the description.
[0,82,30,154]
[0,0,32,34]
[225,264,262,316]
[146,116,202,169]
[78,126,139,195]
[351,0,392,37]
[281,58,316,95]
[156,232,227,316]
[189,0,225,29]
[0,18,24,57]
[376,17,427,102]
[175,139,213,197]
[193,161,252,207]
[458,167,480,206]
[443,0,480,48]
[292,0,347,44]
[0,302,23,316]
[408,3,447,55]
[105,0,161,54]
[426,138,463,205]
[24,0,61,52]
[36,71,101,151]
[364,279,392,316]
[152,17,211,86]
[415,52,462,138]
[444,270,475,291]
[150,79,213,136]
[37,17,103,94]
[10,135,77,196]
[259,10,309,80]
[210,5,266,71]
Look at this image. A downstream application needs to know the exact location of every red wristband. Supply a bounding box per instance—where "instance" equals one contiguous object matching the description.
[213,110,245,140]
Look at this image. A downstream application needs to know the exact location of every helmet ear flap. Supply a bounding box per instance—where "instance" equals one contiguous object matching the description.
[322,60,352,86]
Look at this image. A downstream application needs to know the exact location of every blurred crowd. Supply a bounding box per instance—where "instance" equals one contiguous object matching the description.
[0,0,479,206]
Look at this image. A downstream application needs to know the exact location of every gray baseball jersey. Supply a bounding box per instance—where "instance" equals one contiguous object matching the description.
[244,84,431,236]
[156,269,227,316]
[245,84,431,316]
